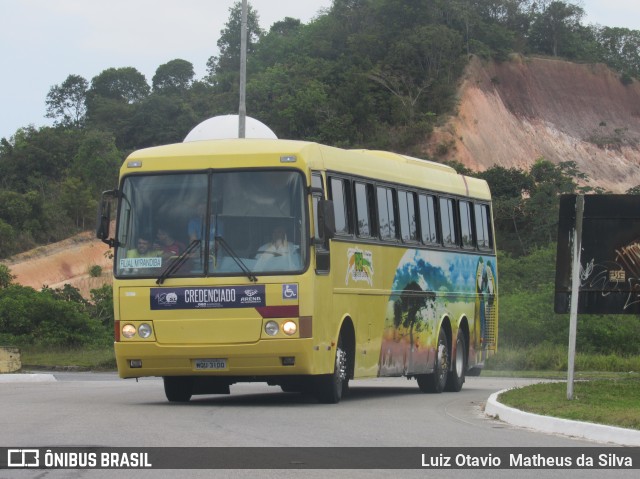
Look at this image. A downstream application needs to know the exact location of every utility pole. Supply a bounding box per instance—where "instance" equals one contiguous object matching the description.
[567,194,584,400]
[238,0,248,138]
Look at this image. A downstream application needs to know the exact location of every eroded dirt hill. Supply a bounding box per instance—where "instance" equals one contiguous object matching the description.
[426,55,640,192]
[1,231,112,298]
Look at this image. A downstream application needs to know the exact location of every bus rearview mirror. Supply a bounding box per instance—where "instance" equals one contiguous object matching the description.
[318,199,336,245]
[96,189,117,246]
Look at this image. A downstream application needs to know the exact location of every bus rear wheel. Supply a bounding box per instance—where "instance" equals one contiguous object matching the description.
[163,376,193,402]
[314,334,349,404]
[416,327,450,393]
[445,329,466,392]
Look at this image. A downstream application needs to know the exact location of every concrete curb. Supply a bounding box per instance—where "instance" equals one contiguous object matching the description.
[0,374,57,383]
[486,388,640,446]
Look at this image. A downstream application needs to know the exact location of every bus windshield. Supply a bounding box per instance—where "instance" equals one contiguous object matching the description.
[115,170,307,279]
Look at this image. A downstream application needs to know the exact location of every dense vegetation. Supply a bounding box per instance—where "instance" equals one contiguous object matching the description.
[0,1,639,362]
[0,264,113,348]
[1,0,639,258]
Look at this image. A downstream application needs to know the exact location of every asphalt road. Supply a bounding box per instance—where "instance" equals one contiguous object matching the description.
[0,373,636,479]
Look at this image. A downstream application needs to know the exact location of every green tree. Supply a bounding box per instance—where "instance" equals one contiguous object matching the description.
[253,17,304,69]
[90,284,114,329]
[476,159,582,256]
[0,190,32,228]
[370,24,464,122]
[152,59,195,93]
[86,67,150,148]
[45,74,89,128]
[0,264,15,288]
[0,126,84,192]
[59,177,97,230]
[205,1,264,92]
[0,284,111,348]
[0,220,17,258]
[596,26,640,79]
[72,130,121,195]
[88,67,150,103]
[248,62,331,140]
[128,94,198,147]
[529,1,585,57]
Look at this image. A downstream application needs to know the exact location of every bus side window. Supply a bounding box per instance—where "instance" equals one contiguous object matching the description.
[398,190,418,242]
[376,185,397,241]
[354,181,373,238]
[459,200,474,249]
[329,177,350,235]
[475,203,493,250]
[439,197,458,247]
[418,194,438,244]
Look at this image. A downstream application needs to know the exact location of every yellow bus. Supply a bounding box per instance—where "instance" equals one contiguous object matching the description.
[97,139,498,403]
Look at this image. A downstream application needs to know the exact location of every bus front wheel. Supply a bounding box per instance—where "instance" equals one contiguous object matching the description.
[163,376,193,402]
[416,327,450,393]
[314,334,349,404]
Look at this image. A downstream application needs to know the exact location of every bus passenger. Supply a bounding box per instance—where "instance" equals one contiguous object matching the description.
[126,234,161,258]
[255,227,300,270]
[154,227,185,257]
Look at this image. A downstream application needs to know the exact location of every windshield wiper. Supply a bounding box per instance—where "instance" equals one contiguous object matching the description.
[156,239,201,285]
[215,235,258,282]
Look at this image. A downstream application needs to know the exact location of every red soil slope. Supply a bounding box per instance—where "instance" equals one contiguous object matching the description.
[1,231,112,298]
[426,55,640,192]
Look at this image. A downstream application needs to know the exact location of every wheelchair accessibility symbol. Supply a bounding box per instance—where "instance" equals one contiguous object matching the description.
[282,284,298,300]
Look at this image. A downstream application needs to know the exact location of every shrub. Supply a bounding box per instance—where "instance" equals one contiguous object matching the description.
[0,263,16,288]
[620,72,633,86]
[90,284,114,329]
[487,345,640,372]
[0,284,111,348]
[89,265,103,277]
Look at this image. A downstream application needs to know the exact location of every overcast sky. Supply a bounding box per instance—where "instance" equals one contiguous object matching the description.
[0,0,638,141]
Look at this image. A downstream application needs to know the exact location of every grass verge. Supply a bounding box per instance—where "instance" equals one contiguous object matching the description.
[486,346,640,432]
[497,376,640,431]
[485,343,640,372]
[21,346,116,371]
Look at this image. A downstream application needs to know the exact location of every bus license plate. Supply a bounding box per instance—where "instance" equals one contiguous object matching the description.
[195,358,227,370]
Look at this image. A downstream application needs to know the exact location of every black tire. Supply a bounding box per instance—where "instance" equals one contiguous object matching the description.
[416,327,450,393]
[314,334,349,404]
[467,367,482,377]
[280,384,299,393]
[445,329,466,392]
[280,381,308,393]
[163,376,193,402]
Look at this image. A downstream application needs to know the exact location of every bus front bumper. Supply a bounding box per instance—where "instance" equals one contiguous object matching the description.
[115,338,321,379]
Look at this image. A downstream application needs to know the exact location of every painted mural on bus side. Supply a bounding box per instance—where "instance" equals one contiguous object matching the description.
[379,249,497,376]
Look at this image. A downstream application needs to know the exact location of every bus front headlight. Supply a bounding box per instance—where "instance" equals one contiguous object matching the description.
[265,321,279,336]
[282,321,297,336]
[138,323,152,338]
[122,324,136,338]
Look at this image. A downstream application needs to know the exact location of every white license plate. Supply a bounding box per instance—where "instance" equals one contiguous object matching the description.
[194,358,227,370]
